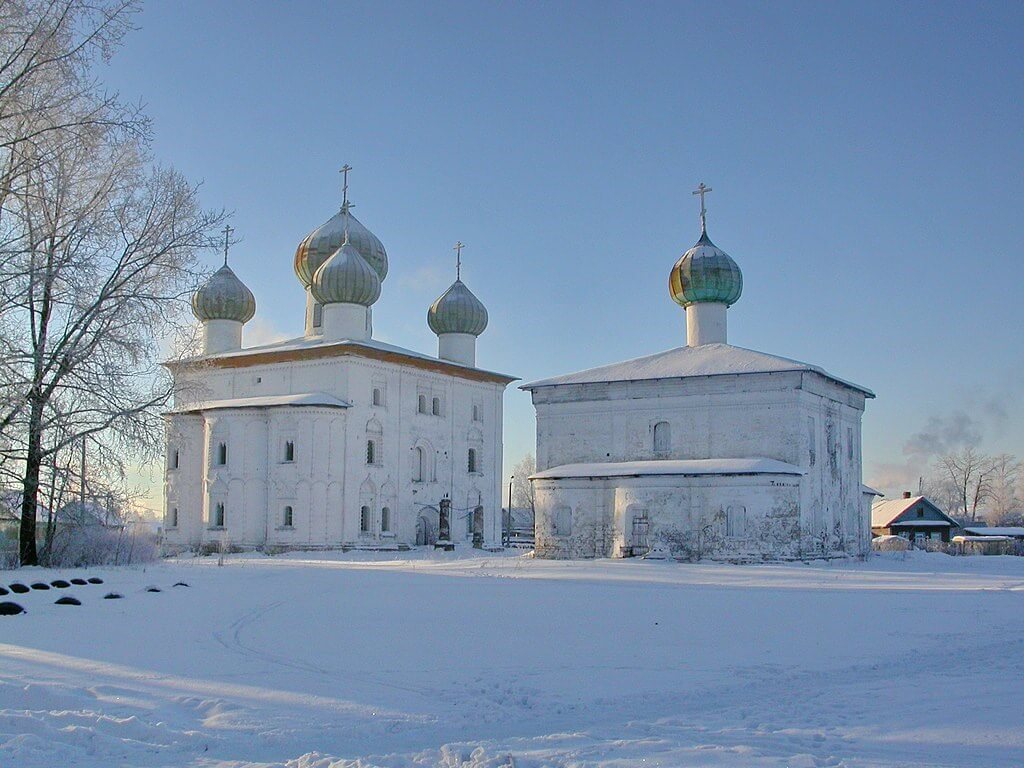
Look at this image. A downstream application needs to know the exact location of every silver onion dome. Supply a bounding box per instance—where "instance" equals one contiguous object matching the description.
[428,280,489,336]
[295,207,387,287]
[191,264,257,323]
[669,229,743,308]
[310,241,381,306]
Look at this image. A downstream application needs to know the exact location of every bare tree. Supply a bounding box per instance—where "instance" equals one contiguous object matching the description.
[0,1,224,565]
[511,453,536,515]
[932,448,996,523]
[985,454,1021,526]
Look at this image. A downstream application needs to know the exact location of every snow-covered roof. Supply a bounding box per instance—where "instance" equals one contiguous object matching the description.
[871,496,958,528]
[531,457,805,480]
[171,392,351,413]
[520,343,873,396]
[862,484,884,497]
[964,527,1024,538]
[171,335,516,383]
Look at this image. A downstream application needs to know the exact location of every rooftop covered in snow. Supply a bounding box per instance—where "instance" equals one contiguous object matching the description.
[520,343,873,396]
[531,457,805,480]
[170,392,352,414]
[167,335,517,385]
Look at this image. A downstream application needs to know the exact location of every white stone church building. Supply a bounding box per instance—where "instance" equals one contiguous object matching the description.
[163,185,514,553]
[522,187,876,561]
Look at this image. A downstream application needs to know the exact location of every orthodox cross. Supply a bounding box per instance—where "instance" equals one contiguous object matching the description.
[453,241,465,280]
[692,182,712,232]
[222,224,234,266]
[339,164,353,241]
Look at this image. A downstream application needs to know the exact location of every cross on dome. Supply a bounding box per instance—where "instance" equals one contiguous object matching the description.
[222,224,234,266]
[454,241,465,280]
[692,182,712,234]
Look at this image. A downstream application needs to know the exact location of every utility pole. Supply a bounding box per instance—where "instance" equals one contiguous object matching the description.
[80,436,86,510]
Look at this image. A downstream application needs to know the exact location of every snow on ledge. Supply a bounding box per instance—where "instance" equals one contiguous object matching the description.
[170,392,352,413]
[530,457,805,480]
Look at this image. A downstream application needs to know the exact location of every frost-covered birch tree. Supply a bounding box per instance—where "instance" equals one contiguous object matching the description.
[0,0,224,565]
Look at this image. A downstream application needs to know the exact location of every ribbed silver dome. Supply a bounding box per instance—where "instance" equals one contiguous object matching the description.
[295,208,387,287]
[428,280,488,336]
[310,241,381,306]
[191,265,256,323]
[669,229,743,308]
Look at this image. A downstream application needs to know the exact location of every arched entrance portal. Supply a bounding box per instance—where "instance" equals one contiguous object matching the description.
[415,507,438,546]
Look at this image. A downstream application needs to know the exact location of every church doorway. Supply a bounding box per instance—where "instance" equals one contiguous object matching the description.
[630,511,650,557]
[471,506,484,548]
[415,512,437,546]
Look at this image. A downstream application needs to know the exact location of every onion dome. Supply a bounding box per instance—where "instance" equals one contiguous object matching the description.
[191,264,256,323]
[310,240,381,306]
[669,229,743,308]
[295,207,387,287]
[428,280,489,336]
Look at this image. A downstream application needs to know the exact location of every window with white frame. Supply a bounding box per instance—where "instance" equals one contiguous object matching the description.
[213,502,225,528]
[366,438,378,465]
[467,447,479,473]
[360,505,371,534]
[472,404,481,422]
[417,394,428,414]
[431,396,441,416]
[381,506,391,533]
[372,387,382,406]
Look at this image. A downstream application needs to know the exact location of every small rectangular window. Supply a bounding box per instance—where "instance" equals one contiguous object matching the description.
[170,508,178,528]
[432,396,441,416]
[283,505,293,527]
[847,427,854,462]
[284,440,294,462]
[468,448,478,473]
[217,443,227,466]
[360,505,371,533]
[418,394,427,414]
[366,439,376,465]
[213,502,225,528]
[472,404,481,422]
[312,302,323,328]
[381,507,391,532]
[372,387,382,406]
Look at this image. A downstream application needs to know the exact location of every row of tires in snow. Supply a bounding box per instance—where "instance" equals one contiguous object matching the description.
[0,578,189,615]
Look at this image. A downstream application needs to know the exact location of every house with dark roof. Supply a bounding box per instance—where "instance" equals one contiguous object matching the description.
[871,493,960,543]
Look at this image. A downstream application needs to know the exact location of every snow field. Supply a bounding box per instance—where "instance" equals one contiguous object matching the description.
[1,550,1022,767]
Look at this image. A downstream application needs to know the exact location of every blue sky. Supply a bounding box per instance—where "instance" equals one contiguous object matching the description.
[106,0,1024,506]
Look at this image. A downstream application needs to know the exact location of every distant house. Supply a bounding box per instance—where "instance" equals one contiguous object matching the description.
[963,526,1024,541]
[871,493,959,543]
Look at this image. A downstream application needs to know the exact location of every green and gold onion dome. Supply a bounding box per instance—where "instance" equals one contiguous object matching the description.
[669,228,743,308]
[311,240,382,306]
[427,280,489,336]
[191,264,257,323]
[295,207,387,287]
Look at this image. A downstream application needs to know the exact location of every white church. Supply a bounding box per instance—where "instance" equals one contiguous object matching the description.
[522,185,876,561]
[162,172,514,552]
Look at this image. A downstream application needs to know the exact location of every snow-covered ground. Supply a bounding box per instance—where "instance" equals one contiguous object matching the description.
[2,550,1023,767]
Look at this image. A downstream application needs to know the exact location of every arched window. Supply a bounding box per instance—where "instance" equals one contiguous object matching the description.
[366,439,376,465]
[653,422,670,454]
[372,387,382,406]
[381,507,391,532]
[360,505,371,533]
[213,502,225,528]
[418,394,427,414]
[432,396,441,416]
[414,446,426,482]
[553,505,572,537]
[216,442,227,466]
[284,440,294,462]
[283,506,293,527]
[467,448,478,473]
